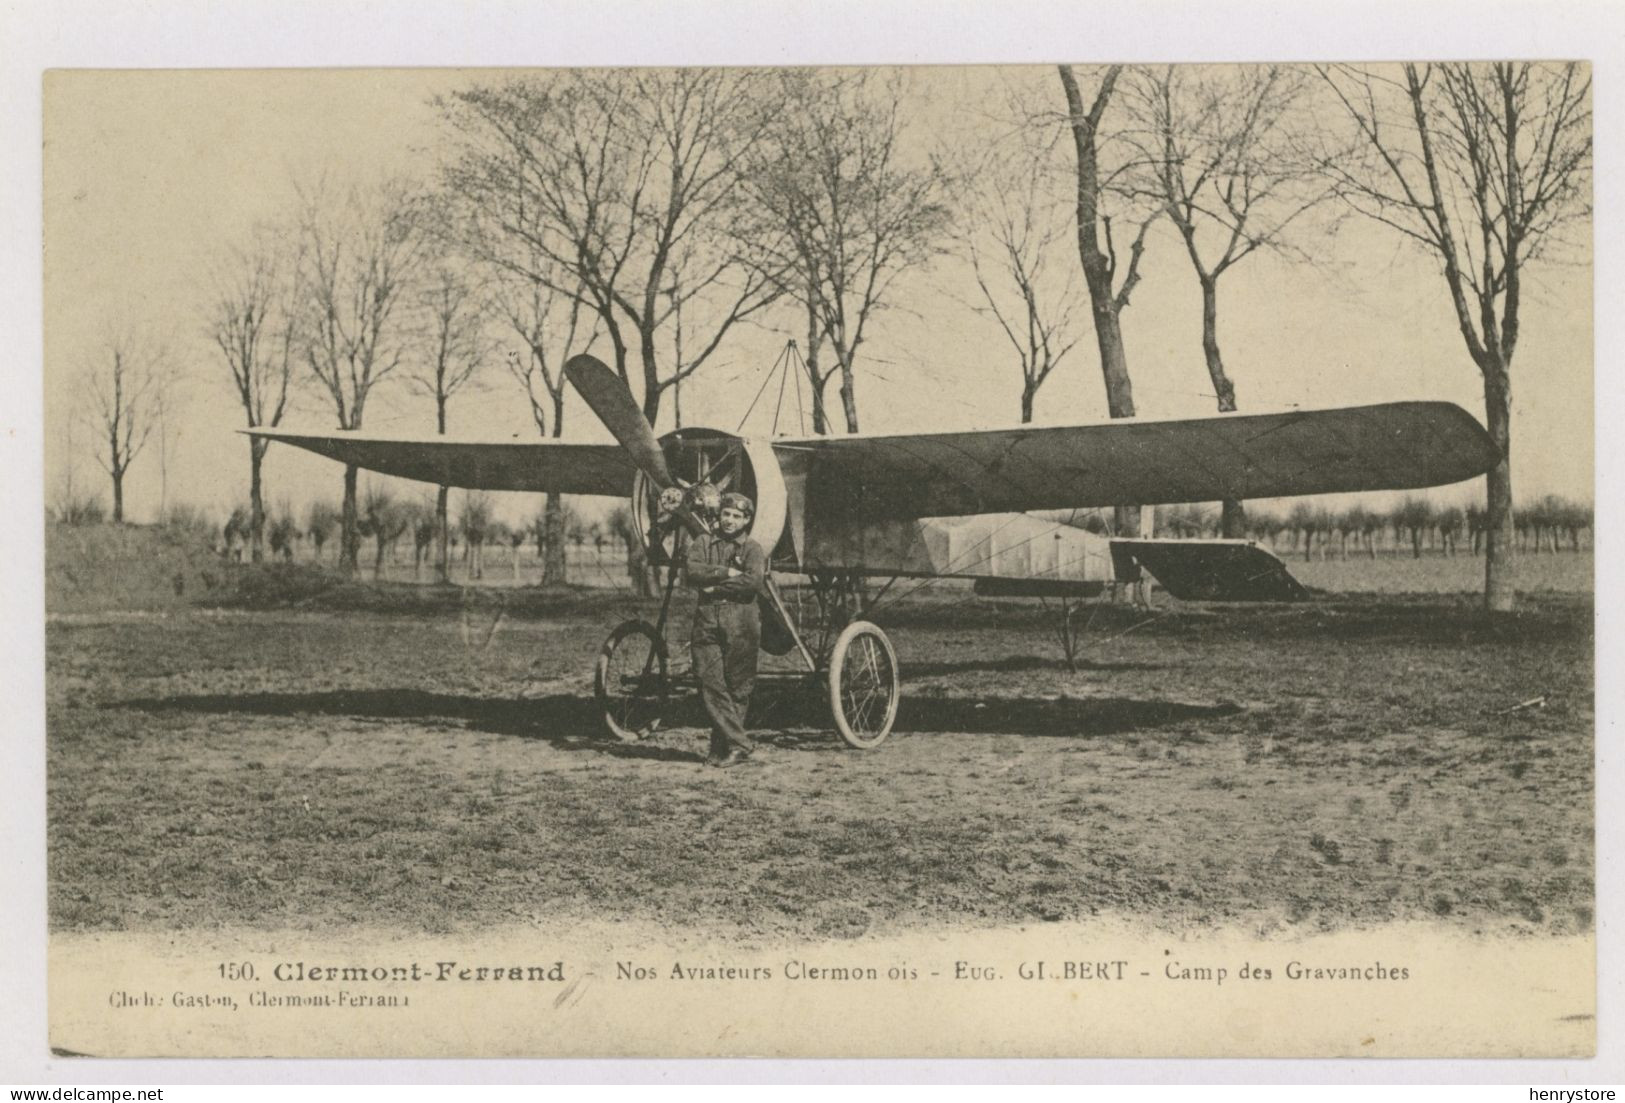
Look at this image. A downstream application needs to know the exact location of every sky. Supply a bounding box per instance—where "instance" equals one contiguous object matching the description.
[41,64,1594,529]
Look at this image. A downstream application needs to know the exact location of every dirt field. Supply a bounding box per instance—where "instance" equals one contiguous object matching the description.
[47,583,1593,943]
[1289,550,1591,594]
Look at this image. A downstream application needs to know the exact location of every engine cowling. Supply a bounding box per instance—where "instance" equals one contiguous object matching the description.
[630,430,786,564]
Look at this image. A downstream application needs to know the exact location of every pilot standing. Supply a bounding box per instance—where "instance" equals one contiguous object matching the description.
[683,491,768,767]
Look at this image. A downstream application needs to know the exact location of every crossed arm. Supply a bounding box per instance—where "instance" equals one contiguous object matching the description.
[686,541,768,598]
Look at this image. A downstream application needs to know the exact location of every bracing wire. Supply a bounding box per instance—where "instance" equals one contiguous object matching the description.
[771,343,792,437]
[736,342,793,434]
[787,341,808,436]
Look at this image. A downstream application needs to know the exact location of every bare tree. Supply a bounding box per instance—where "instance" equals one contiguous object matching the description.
[459,491,492,581]
[1391,496,1435,560]
[505,522,528,583]
[491,256,595,587]
[606,504,654,597]
[81,329,170,523]
[438,69,783,427]
[739,70,954,433]
[208,227,300,562]
[305,499,340,563]
[1286,501,1319,562]
[223,504,251,561]
[1436,505,1464,556]
[267,505,299,563]
[360,483,409,581]
[797,296,830,434]
[1466,502,1488,556]
[1122,64,1333,536]
[1357,505,1384,559]
[297,177,427,575]
[1056,64,1161,535]
[409,498,437,579]
[962,120,1084,424]
[152,378,190,525]
[1318,62,1591,611]
[408,262,487,583]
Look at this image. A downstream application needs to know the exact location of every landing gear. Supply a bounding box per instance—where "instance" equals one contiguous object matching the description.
[827,620,900,749]
[594,619,669,742]
[591,568,903,750]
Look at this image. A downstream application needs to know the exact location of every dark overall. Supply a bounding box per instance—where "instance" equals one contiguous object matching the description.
[685,532,768,758]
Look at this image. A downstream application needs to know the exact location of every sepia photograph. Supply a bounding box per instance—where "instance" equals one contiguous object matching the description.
[32,44,1596,1062]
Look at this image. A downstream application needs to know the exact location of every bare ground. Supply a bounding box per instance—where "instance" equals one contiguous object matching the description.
[47,591,1593,942]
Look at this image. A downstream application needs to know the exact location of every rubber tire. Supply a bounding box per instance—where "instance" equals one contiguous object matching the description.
[826,620,900,749]
[594,620,669,742]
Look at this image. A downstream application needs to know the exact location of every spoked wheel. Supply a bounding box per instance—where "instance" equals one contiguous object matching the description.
[826,620,900,749]
[594,620,670,742]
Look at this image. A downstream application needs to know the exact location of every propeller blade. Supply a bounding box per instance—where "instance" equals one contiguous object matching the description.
[564,354,674,488]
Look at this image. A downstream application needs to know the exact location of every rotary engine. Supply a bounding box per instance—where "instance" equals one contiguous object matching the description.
[630,429,787,565]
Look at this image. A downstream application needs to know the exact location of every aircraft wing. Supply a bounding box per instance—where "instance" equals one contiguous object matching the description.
[778,401,1497,520]
[245,428,637,497]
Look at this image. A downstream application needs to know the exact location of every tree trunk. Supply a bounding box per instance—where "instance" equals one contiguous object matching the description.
[1482,366,1516,611]
[435,486,451,584]
[249,440,266,564]
[433,392,451,584]
[543,390,569,585]
[111,468,124,524]
[806,298,828,435]
[1058,67,1140,542]
[837,351,860,434]
[627,539,652,597]
[1199,276,1238,412]
[639,325,662,425]
[340,464,360,576]
[1195,276,1247,538]
[810,378,830,435]
[1098,311,1140,540]
[1020,382,1035,424]
[1092,301,1137,419]
[544,494,567,586]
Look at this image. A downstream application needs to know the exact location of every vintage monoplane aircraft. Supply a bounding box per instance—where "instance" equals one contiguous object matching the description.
[252,353,1499,749]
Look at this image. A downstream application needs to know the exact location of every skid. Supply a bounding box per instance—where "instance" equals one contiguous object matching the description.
[595,561,900,748]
